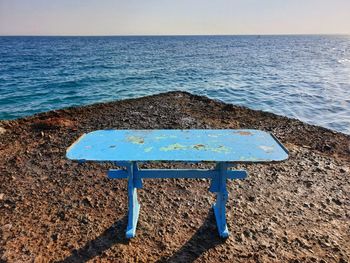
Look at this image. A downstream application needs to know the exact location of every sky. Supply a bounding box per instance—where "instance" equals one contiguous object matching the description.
[0,0,350,36]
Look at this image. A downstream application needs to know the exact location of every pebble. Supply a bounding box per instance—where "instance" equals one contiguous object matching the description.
[236,234,244,243]
[2,223,12,231]
[51,233,59,242]
[80,216,90,224]
[314,167,323,172]
[323,144,332,151]
[332,198,342,206]
[0,127,6,135]
[57,211,66,220]
[82,196,93,207]
[304,181,313,188]
[183,212,189,219]
[248,196,256,202]
[303,203,310,208]
[339,167,348,173]
[243,229,253,238]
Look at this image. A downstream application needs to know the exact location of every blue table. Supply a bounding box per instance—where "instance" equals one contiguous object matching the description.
[66,129,288,238]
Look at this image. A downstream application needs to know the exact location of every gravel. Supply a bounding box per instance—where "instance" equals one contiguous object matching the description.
[0,91,349,262]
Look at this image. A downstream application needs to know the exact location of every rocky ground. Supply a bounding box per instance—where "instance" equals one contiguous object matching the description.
[0,91,349,263]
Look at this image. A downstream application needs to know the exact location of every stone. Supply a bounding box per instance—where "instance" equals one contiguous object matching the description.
[339,167,348,173]
[303,203,310,208]
[0,127,6,135]
[243,229,253,238]
[323,144,332,151]
[248,195,256,202]
[332,198,342,206]
[82,196,93,207]
[51,233,59,242]
[304,181,313,188]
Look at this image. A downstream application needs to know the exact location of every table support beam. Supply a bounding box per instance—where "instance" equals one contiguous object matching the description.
[108,169,247,180]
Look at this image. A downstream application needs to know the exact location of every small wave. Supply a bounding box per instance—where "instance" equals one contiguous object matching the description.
[338,58,350,65]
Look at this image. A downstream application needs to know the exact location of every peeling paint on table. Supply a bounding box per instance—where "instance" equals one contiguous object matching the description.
[259,145,274,153]
[193,144,206,150]
[234,131,252,136]
[127,136,144,145]
[144,147,153,152]
[160,143,187,151]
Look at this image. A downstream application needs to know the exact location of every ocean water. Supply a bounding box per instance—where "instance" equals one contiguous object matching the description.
[0,35,350,134]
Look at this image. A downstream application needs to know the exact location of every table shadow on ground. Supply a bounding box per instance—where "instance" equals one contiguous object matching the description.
[58,210,225,263]
[158,210,227,263]
[57,216,128,263]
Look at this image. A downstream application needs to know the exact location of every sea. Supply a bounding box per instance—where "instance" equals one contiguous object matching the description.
[0,35,349,134]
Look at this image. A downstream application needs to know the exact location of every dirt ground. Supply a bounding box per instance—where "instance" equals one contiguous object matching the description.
[0,91,349,262]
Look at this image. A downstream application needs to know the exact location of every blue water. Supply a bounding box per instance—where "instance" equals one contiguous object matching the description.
[1,35,350,134]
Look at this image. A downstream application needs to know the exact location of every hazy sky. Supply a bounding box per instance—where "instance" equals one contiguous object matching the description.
[1,0,350,35]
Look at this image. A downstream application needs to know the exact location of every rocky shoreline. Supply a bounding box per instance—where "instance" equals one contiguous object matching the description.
[1,91,349,262]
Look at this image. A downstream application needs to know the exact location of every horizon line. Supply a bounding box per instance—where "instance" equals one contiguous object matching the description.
[1,33,350,37]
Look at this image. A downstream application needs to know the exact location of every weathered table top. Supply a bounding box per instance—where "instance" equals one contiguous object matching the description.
[66,129,288,162]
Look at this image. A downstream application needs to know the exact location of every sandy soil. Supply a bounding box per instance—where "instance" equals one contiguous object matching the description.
[0,91,349,263]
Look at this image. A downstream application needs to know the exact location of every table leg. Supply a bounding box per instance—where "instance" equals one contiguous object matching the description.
[125,162,141,238]
[210,162,229,238]
[109,161,245,239]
